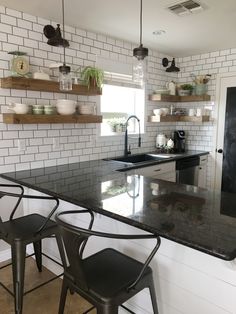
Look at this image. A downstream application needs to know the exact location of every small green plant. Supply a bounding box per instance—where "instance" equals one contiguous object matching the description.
[81,66,104,89]
[180,84,193,91]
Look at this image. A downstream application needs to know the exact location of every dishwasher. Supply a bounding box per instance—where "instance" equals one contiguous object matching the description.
[176,156,200,186]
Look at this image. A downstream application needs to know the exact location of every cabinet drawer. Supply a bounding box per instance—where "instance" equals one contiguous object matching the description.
[134,161,176,177]
[153,172,176,182]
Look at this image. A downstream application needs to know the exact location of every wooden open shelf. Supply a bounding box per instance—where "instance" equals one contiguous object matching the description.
[2,113,103,124]
[0,77,102,96]
[148,94,211,102]
[148,115,210,123]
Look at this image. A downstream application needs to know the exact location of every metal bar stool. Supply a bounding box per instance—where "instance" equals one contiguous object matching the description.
[0,184,67,314]
[56,209,161,314]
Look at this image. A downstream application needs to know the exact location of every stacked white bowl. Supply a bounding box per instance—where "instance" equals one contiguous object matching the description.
[56,99,76,115]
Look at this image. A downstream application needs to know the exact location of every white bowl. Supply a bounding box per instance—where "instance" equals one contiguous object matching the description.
[56,99,76,115]
[77,104,95,115]
[160,108,169,116]
[153,109,163,116]
[8,103,29,114]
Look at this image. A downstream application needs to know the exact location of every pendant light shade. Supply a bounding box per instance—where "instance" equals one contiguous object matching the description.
[45,24,69,47]
[133,0,148,85]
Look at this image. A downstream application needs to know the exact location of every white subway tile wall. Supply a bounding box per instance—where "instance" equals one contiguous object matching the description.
[0,5,235,189]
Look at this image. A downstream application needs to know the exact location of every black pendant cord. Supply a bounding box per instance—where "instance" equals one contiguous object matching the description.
[140,0,143,46]
[62,0,66,66]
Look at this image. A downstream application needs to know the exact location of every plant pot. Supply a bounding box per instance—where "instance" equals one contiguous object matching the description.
[89,77,97,88]
[195,84,207,95]
[178,89,191,96]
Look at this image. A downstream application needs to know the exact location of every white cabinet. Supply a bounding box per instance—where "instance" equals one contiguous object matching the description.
[198,155,207,188]
[131,161,176,182]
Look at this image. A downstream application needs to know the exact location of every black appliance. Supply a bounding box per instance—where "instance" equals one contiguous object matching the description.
[173,130,185,153]
[176,156,199,186]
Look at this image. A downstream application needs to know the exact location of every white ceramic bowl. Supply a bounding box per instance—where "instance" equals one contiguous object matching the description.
[160,108,169,116]
[56,99,76,115]
[77,104,95,115]
[153,109,163,116]
[8,103,29,114]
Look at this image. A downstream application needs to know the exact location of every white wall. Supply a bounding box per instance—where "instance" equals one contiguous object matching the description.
[0,5,174,174]
[1,5,236,189]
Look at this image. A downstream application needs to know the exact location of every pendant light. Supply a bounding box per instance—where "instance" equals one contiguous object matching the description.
[133,0,148,85]
[59,0,72,91]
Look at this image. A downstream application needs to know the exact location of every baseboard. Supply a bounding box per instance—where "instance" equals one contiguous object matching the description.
[0,249,11,263]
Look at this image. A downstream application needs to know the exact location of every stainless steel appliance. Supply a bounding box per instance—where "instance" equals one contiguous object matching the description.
[176,156,199,185]
[173,130,185,153]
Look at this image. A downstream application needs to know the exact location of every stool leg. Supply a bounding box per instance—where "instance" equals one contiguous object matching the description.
[33,240,42,272]
[55,233,67,269]
[58,277,69,314]
[11,241,26,314]
[97,305,118,314]
[149,277,159,314]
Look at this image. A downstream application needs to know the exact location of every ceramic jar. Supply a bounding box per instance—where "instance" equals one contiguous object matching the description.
[195,84,207,95]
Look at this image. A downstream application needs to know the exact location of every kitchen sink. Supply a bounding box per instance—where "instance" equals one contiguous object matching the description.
[106,153,172,164]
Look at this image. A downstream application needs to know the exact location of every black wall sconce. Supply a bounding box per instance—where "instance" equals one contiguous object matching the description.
[162,58,180,72]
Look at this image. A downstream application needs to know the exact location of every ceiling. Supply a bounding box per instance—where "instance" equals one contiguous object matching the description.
[1,0,236,57]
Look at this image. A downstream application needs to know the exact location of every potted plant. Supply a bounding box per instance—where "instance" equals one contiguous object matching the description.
[178,84,193,96]
[107,117,126,133]
[81,66,104,89]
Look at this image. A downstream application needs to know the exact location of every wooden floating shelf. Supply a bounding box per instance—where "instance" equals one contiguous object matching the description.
[148,94,211,102]
[148,115,210,123]
[0,77,102,96]
[2,113,103,124]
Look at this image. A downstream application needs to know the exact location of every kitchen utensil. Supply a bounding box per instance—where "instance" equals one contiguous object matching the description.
[56,99,76,115]
[44,105,56,115]
[8,103,29,114]
[33,71,50,80]
[196,108,203,116]
[77,104,96,115]
[160,108,169,116]
[32,104,44,115]
[166,81,176,95]
[153,89,170,95]
[156,133,167,147]
[153,109,163,116]
[188,109,196,116]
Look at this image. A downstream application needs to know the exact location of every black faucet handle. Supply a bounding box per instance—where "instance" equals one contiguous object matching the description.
[138,137,141,147]
[128,145,131,155]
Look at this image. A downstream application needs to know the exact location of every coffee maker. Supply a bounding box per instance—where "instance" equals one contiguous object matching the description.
[173,130,185,153]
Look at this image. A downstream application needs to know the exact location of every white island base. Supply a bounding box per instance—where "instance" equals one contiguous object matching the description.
[0,186,236,314]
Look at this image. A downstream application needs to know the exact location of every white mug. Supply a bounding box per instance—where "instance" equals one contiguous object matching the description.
[196,108,203,117]
[188,109,196,116]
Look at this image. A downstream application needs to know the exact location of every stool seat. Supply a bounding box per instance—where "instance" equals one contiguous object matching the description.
[83,248,152,301]
[1,214,56,242]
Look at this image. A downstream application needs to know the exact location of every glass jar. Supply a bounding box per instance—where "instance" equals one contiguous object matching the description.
[59,65,72,91]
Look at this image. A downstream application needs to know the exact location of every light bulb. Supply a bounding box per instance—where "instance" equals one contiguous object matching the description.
[59,65,72,91]
[133,58,146,86]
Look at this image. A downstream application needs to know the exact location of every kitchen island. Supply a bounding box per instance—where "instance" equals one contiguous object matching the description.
[1,154,236,314]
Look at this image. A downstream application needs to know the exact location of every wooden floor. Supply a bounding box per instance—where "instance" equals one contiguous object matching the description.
[0,258,96,314]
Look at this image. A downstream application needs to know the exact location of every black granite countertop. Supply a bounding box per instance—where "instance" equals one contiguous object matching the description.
[2,150,236,261]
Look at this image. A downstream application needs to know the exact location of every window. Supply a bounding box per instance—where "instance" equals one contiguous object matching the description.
[97,57,145,137]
